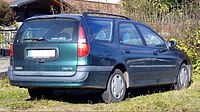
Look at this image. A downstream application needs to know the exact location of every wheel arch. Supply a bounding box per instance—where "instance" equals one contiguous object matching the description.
[177,59,192,83]
[182,59,189,65]
[178,59,190,72]
[110,63,129,88]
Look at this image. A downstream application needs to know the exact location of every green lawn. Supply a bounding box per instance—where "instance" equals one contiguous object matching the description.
[0,75,200,111]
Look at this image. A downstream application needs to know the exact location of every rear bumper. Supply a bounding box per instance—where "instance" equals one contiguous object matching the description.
[8,66,113,89]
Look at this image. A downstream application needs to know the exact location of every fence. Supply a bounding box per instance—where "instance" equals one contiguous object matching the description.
[0,30,17,56]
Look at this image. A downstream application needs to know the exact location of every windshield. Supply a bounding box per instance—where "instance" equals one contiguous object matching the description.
[16,18,79,43]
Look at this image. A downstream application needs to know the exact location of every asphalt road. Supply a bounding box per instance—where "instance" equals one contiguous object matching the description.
[0,56,9,79]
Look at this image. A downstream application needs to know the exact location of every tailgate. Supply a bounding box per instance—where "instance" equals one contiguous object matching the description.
[12,18,79,76]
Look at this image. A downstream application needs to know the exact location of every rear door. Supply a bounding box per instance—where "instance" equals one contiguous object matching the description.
[13,18,79,76]
[118,22,152,86]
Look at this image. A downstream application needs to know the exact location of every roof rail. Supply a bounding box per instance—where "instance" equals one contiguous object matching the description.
[82,12,131,20]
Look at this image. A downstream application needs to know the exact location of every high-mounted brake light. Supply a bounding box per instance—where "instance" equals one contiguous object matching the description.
[9,43,13,57]
[78,26,89,58]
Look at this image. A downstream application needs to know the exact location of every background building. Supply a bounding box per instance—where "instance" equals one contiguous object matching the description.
[4,0,120,22]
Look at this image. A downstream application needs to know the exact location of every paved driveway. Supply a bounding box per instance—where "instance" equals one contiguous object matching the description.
[0,56,9,74]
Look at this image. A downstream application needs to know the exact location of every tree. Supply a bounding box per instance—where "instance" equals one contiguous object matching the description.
[0,0,15,26]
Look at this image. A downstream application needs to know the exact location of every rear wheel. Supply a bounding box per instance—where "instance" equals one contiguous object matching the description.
[101,69,126,103]
[174,64,190,90]
[28,88,53,99]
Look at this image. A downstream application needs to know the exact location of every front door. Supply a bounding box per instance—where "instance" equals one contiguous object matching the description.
[118,22,152,87]
[136,24,177,83]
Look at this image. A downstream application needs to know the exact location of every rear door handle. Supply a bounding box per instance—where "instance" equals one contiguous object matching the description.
[153,50,159,55]
[125,49,131,53]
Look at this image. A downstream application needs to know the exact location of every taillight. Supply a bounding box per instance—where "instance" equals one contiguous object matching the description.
[9,43,13,57]
[78,26,89,58]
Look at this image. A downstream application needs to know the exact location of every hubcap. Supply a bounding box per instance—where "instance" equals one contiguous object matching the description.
[179,67,188,87]
[111,74,125,99]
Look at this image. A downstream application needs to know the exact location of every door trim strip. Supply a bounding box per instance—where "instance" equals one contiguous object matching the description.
[129,65,176,68]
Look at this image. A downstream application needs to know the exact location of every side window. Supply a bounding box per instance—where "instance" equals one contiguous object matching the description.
[119,23,143,46]
[87,19,113,42]
[137,25,166,48]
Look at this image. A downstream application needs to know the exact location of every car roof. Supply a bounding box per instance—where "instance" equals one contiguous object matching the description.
[25,13,142,25]
[26,12,128,20]
[26,14,83,21]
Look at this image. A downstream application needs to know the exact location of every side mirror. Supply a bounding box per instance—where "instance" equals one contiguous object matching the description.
[168,41,177,48]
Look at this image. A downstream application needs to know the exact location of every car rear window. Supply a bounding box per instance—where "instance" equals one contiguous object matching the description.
[87,19,113,42]
[16,18,79,43]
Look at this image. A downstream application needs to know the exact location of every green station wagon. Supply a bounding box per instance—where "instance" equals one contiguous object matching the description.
[8,12,192,103]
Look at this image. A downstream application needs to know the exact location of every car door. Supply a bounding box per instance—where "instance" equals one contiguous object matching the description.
[118,22,153,86]
[136,24,177,82]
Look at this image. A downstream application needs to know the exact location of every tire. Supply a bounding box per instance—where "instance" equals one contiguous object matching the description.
[28,88,53,99]
[101,69,126,103]
[174,64,191,90]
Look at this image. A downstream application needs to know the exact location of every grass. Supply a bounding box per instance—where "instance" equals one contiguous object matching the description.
[0,75,200,111]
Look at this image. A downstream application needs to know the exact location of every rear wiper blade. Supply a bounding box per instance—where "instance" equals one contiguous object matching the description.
[23,37,47,41]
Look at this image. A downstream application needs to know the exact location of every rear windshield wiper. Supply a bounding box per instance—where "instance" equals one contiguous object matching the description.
[23,37,47,41]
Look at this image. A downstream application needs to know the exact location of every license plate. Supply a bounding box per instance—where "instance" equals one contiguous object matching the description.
[27,49,56,58]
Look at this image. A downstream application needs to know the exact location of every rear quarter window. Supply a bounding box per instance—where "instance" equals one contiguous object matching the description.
[15,18,79,43]
[87,19,113,42]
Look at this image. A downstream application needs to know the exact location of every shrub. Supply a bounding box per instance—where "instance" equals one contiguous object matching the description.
[172,28,200,75]
[120,0,200,39]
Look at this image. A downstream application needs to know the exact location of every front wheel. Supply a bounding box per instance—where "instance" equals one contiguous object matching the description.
[174,64,191,90]
[101,69,126,103]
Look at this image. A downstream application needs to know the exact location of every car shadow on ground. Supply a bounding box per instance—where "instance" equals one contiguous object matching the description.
[26,85,173,104]
[50,89,103,104]
[126,85,172,98]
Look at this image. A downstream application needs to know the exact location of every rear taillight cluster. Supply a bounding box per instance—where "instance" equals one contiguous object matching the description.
[9,43,13,57]
[78,26,90,58]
